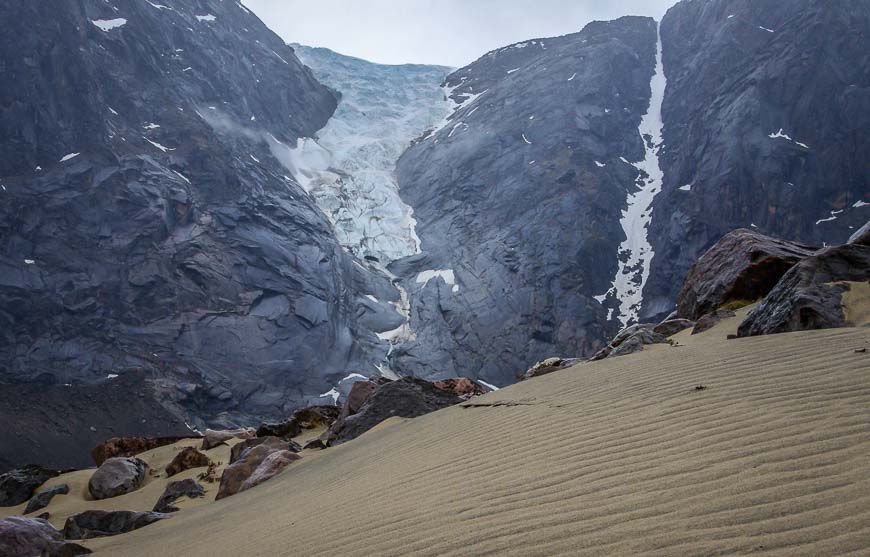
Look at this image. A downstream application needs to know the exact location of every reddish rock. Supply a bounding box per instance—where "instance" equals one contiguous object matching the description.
[229,436,299,464]
[91,436,198,467]
[432,378,489,399]
[216,444,301,500]
[200,428,256,450]
[165,447,212,478]
[239,451,300,493]
[339,380,378,419]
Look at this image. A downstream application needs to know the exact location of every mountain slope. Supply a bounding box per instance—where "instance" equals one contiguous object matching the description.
[0,0,401,466]
[643,0,870,318]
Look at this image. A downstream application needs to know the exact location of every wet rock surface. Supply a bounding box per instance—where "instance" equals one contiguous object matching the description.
[87,458,148,500]
[62,510,169,540]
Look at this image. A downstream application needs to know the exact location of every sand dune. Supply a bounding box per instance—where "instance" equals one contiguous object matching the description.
[56,312,868,556]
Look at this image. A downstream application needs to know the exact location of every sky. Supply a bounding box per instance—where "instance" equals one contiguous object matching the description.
[243,0,674,68]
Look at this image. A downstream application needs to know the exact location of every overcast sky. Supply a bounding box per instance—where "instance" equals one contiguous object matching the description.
[243,0,674,67]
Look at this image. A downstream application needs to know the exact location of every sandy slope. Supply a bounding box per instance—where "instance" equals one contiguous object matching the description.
[62,313,868,556]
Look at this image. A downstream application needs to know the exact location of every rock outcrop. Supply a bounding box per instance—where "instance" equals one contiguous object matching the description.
[92,436,199,467]
[62,510,169,540]
[201,428,256,451]
[87,458,148,500]
[674,229,816,320]
[521,358,582,381]
[0,516,91,557]
[256,406,340,440]
[590,325,669,360]
[432,378,489,399]
[0,465,59,507]
[165,448,212,478]
[738,243,870,337]
[230,437,300,464]
[24,483,69,515]
[326,378,462,445]
[152,479,205,513]
[653,318,695,338]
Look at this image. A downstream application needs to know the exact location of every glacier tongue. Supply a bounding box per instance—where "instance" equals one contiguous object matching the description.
[599,23,667,328]
[291,45,452,265]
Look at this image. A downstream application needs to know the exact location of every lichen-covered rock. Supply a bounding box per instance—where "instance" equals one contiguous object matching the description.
[24,483,69,515]
[0,465,59,507]
[165,447,211,478]
[87,457,148,500]
[152,479,205,513]
[62,510,169,540]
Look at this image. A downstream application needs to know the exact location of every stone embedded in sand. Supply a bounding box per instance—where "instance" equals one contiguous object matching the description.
[0,465,60,507]
[216,444,302,500]
[432,378,489,399]
[521,357,581,380]
[230,436,299,464]
[590,324,668,361]
[153,479,206,513]
[692,309,737,335]
[91,436,198,467]
[239,450,300,493]
[653,318,695,338]
[256,405,341,440]
[738,243,870,337]
[165,447,212,478]
[0,516,91,557]
[87,457,148,500]
[303,439,327,450]
[200,428,256,450]
[62,510,169,540]
[339,380,378,420]
[24,483,69,514]
[676,229,816,321]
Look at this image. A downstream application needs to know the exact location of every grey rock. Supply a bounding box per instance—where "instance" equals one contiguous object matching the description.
[0,465,59,507]
[230,437,300,465]
[738,244,870,336]
[152,478,205,513]
[692,309,737,335]
[0,516,90,557]
[521,358,581,381]
[87,457,148,500]
[591,324,668,360]
[675,229,816,320]
[653,319,695,338]
[24,483,69,515]
[62,510,169,540]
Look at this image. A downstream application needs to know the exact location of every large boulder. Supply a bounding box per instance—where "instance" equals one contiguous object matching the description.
[325,378,462,445]
[738,243,870,337]
[432,378,489,399]
[200,428,256,451]
[91,436,198,467]
[675,229,816,321]
[256,406,340,440]
[87,457,148,500]
[24,483,69,515]
[520,358,582,380]
[152,479,205,513]
[216,444,301,500]
[0,516,90,557]
[0,465,60,507]
[62,510,169,540]
[165,447,212,478]
[229,436,299,464]
[590,324,668,361]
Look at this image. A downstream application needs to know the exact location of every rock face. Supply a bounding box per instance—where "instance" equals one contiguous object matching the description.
[0,516,91,557]
[326,378,462,445]
[0,465,59,507]
[152,479,205,513]
[165,447,212,478]
[24,483,70,515]
[675,229,816,320]
[738,244,870,337]
[62,510,169,540]
[0,0,402,459]
[391,17,659,385]
[92,435,198,467]
[87,457,148,500]
[644,0,870,320]
[216,444,301,500]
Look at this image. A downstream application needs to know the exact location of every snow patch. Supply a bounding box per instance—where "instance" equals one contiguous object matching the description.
[769,129,809,149]
[416,269,457,290]
[24,259,35,265]
[145,138,173,152]
[595,161,606,168]
[195,14,216,22]
[679,184,692,191]
[568,72,577,81]
[854,200,868,208]
[522,133,532,145]
[477,380,499,391]
[107,374,119,379]
[92,18,127,32]
[319,387,340,404]
[507,67,521,74]
[816,210,843,225]
[60,152,80,162]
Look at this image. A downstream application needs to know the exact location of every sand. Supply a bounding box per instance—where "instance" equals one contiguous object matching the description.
[5,312,870,555]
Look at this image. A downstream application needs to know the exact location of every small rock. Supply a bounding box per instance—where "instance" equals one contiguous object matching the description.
[653,318,695,338]
[24,483,69,514]
[692,309,736,335]
[302,439,327,450]
[165,447,211,477]
[62,510,169,540]
[152,478,205,513]
[200,428,256,450]
[256,406,340,440]
[88,457,148,500]
[856,348,867,353]
[0,465,60,507]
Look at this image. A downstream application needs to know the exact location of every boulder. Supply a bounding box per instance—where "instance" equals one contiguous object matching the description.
[590,324,668,361]
[738,243,870,337]
[229,436,299,464]
[216,444,302,500]
[692,309,737,335]
[325,378,462,446]
[303,439,327,450]
[239,451,300,493]
[849,220,870,246]
[256,406,340,440]
[432,378,489,399]
[152,479,205,513]
[339,380,378,420]
[24,483,69,515]
[0,465,60,507]
[520,357,581,380]
[62,510,169,540]
[91,436,198,467]
[0,516,91,557]
[653,318,695,338]
[87,457,148,500]
[200,428,256,450]
[165,447,212,478]
[675,229,816,321]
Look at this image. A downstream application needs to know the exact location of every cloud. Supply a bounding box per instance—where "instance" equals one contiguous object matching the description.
[243,0,674,67]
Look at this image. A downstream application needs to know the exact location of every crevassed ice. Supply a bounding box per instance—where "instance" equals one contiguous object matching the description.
[596,23,667,328]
